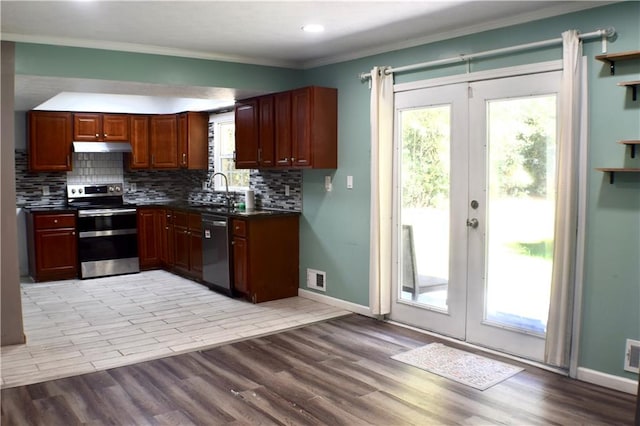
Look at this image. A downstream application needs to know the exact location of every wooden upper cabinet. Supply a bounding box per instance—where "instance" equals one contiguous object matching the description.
[235,98,259,169]
[178,111,209,170]
[73,113,129,142]
[128,115,150,169]
[274,91,292,167]
[235,86,337,170]
[150,114,179,169]
[258,96,275,167]
[291,86,337,169]
[28,111,73,172]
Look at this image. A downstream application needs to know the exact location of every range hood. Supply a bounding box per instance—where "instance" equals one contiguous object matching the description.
[73,141,133,153]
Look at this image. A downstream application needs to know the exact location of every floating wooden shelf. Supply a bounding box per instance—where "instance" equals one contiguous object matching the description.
[619,140,640,158]
[596,167,640,184]
[618,80,640,101]
[595,50,640,75]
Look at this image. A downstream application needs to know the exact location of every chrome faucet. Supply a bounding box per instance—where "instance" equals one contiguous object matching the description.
[209,172,231,209]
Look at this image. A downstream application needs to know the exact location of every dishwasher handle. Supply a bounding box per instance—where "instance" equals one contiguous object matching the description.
[210,220,227,227]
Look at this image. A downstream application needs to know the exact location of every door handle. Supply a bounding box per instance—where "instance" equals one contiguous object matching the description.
[466,218,479,228]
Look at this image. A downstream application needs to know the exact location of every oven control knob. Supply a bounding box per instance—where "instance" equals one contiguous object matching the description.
[108,186,114,192]
[115,186,121,192]
[79,188,83,193]
[71,189,76,194]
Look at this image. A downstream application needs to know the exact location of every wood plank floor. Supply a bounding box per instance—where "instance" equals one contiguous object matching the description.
[1,270,350,388]
[2,314,635,425]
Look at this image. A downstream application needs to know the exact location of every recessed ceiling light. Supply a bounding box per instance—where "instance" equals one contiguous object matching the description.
[302,24,325,33]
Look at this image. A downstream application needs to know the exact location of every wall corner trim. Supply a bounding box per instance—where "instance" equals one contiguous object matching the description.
[298,289,372,317]
[576,367,638,395]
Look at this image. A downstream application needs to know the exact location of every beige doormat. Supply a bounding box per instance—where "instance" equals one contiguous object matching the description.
[391,342,524,390]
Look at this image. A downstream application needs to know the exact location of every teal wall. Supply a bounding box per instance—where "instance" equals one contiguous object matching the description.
[16,43,303,93]
[13,1,639,381]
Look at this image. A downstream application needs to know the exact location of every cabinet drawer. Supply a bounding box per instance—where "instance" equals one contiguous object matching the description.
[232,219,247,237]
[34,214,76,229]
[188,213,201,231]
[172,211,188,227]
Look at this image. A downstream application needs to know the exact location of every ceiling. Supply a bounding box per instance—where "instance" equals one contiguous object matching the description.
[1,0,611,113]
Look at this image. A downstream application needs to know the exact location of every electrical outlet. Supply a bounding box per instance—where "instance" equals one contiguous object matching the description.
[347,175,353,189]
[130,183,137,192]
[42,186,50,196]
[324,176,332,192]
[202,181,208,191]
[284,184,290,196]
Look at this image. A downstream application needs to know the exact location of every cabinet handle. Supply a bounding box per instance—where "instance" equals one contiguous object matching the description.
[291,157,295,162]
[53,219,58,223]
[182,153,186,164]
[104,133,108,137]
[72,231,75,236]
[95,133,100,137]
[231,241,235,245]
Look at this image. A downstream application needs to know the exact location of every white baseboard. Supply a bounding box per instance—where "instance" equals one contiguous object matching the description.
[576,367,638,395]
[298,289,372,317]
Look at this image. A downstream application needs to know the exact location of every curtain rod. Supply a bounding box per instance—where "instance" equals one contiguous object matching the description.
[359,27,615,81]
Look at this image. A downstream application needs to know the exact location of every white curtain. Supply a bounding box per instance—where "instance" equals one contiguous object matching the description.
[545,30,584,367]
[369,66,394,316]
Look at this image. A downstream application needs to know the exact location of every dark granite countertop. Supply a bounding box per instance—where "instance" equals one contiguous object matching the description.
[22,205,77,213]
[135,201,300,218]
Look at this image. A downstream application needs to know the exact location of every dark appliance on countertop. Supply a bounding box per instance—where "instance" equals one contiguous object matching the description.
[67,183,139,279]
[201,214,232,295]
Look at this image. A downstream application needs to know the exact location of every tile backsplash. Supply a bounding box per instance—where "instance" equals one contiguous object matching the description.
[15,150,303,211]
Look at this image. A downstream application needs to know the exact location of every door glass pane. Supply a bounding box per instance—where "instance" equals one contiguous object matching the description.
[400,106,451,311]
[485,95,556,335]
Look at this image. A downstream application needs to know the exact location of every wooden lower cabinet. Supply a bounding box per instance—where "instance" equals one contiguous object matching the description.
[231,215,299,303]
[160,210,202,280]
[137,207,164,270]
[26,211,78,282]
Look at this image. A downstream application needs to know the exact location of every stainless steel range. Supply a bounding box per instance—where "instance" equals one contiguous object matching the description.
[67,183,139,279]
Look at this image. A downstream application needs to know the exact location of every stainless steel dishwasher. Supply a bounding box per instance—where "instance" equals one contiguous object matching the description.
[201,214,232,295]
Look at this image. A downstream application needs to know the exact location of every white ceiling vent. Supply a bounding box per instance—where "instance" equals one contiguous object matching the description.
[624,339,640,374]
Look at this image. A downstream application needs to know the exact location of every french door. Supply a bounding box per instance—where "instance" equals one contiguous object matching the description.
[390,71,560,362]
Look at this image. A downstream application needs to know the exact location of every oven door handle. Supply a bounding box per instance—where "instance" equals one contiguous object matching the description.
[79,229,137,238]
[78,208,137,217]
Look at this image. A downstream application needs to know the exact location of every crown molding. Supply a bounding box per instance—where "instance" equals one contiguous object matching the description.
[0,33,302,70]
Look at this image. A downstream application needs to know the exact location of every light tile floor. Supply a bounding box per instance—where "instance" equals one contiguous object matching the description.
[1,270,350,388]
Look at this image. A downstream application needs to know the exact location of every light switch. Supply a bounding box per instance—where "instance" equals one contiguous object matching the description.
[284,184,290,196]
[42,186,50,196]
[347,175,353,189]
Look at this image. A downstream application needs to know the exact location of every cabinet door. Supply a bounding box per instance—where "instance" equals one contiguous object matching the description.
[173,225,190,271]
[28,111,72,172]
[73,113,102,142]
[129,115,150,169]
[179,112,209,170]
[235,99,259,169]
[274,91,292,167]
[150,115,179,169]
[160,210,174,266]
[258,96,275,167]
[291,88,312,167]
[189,232,203,277]
[137,208,161,269]
[35,229,77,279]
[102,114,129,141]
[233,236,249,294]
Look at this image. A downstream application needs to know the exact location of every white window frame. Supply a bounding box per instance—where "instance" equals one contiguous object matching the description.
[211,112,249,192]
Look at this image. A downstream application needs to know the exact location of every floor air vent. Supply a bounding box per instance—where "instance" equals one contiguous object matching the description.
[307,269,326,292]
[624,339,640,374]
